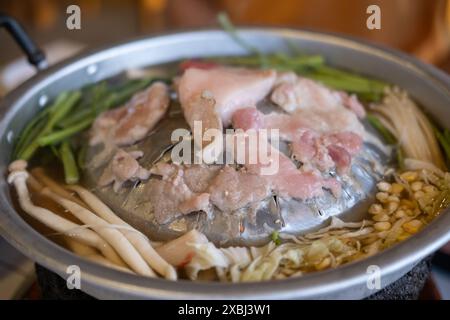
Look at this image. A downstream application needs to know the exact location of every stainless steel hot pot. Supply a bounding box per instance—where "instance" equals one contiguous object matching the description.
[0,17,449,299]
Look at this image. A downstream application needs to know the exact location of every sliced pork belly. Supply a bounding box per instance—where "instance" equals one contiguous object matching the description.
[99,149,150,192]
[232,107,365,140]
[150,163,221,193]
[233,108,363,173]
[338,92,366,118]
[245,141,341,199]
[90,81,170,146]
[147,162,271,223]
[327,145,352,173]
[149,162,177,179]
[291,131,363,173]
[271,76,366,117]
[178,67,277,132]
[208,166,271,212]
[324,131,363,156]
[227,133,341,200]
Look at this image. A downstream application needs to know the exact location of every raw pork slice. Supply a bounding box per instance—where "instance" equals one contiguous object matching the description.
[146,164,212,224]
[90,81,170,146]
[208,166,271,212]
[99,149,150,192]
[178,66,276,134]
[271,76,366,117]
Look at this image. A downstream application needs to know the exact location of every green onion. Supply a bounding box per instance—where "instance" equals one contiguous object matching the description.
[77,143,87,170]
[14,116,47,159]
[396,147,405,171]
[366,114,396,144]
[367,113,404,168]
[58,82,110,128]
[58,108,93,128]
[46,91,82,129]
[17,91,81,160]
[38,117,93,146]
[435,128,450,163]
[444,129,450,145]
[60,141,79,184]
[217,12,267,67]
[215,13,387,101]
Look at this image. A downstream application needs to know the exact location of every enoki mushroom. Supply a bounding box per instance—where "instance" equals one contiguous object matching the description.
[372,88,446,170]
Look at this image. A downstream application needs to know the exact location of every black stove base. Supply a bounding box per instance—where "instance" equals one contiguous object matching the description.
[34,256,432,300]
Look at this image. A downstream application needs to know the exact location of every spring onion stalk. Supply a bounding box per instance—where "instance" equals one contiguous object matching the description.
[58,83,110,128]
[217,12,261,55]
[313,65,387,89]
[396,147,405,171]
[14,98,60,159]
[38,78,156,148]
[14,118,47,159]
[17,91,81,160]
[46,92,82,130]
[366,114,396,144]
[209,53,386,98]
[58,108,93,128]
[38,117,93,146]
[434,128,450,163]
[367,114,404,168]
[105,78,155,108]
[65,78,154,129]
[209,54,325,70]
[60,141,79,184]
[445,129,450,144]
[77,143,87,170]
[216,12,387,101]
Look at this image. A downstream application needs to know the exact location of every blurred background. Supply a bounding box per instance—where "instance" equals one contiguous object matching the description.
[0,0,449,63]
[0,0,449,299]
[1,0,450,92]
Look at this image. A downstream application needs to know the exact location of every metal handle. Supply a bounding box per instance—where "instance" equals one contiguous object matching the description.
[0,13,48,70]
